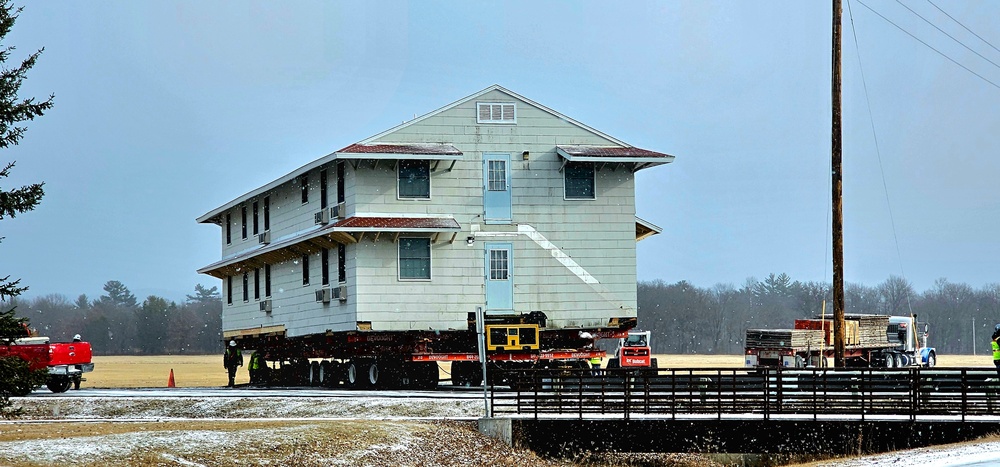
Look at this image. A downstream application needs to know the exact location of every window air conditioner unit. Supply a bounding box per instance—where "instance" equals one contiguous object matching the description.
[259,299,272,313]
[315,288,332,303]
[334,284,347,302]
[257,231,271,245]
[314,209,330,225]
[332,202,346,220]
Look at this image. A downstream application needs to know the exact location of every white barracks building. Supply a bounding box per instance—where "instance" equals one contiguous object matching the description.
[197,85,673,358]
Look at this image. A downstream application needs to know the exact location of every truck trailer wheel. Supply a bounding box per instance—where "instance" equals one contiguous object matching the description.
[46,377,71,394]
[309,361,321,386]
[926,352,937,368]
[346,360,370,389]
[884,353,895,368]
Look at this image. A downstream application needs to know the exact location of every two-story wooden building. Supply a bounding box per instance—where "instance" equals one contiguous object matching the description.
[197,85,674,388]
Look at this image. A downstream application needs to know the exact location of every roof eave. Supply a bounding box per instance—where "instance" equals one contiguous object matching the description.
[335,152,464,161]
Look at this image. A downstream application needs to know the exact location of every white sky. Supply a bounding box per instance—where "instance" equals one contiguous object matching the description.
[4,1,999,302]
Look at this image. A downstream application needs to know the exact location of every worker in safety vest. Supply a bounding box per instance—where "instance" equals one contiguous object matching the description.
[590,356,602,375]
[992,324,1000,378]
[224,341,243,387]
[248,351,263,385]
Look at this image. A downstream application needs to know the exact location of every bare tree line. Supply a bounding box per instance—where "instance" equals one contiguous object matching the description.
[5,281,222,355]
[639,274,1000,355]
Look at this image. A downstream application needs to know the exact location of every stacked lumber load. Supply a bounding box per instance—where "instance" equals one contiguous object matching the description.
[745,329,824,349]
[795,319,860,345]
[846,314,891,347]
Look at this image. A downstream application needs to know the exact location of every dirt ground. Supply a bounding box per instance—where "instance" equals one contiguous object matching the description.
[86,353,992,389]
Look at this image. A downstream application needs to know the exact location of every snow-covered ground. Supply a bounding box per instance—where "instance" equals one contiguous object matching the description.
[809,441,1000,467]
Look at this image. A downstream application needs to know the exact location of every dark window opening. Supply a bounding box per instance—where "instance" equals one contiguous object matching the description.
[242,273,249,302]
[300,174,309,204]
[564,162,595,199]
[302,254,310,286]
[241,205,248,239]
[263,196,270,231]
[320,169,328,209]
[398,160,430,199]
[252,201,259,236]
[336,162,345,203]
[254,268,260,300]
[225,214,231,245]
[322,248,330,286]
[265,264,272,297]
[338,244,346,283]
[226,276,233,305]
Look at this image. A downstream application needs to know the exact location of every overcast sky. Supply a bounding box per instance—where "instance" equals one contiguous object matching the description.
[4,1,998,303]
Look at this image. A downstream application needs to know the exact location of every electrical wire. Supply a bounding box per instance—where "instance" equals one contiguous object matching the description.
[854,0,1000,90]
[846,0,915,315]
[894,0,1000,72]
[926,0,1000,56]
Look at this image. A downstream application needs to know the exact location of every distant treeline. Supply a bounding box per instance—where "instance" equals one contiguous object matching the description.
[639,274,1000,356]
[6,281,222,355]
[5,275,998,356]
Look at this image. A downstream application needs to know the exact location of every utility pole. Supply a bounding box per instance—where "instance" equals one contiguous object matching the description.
[832,0,846,367]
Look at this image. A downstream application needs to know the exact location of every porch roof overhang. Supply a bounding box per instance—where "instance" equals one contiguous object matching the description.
[635,216,662,242]
[556,145,675,173]
[197,215,461,279]
[335,143,464,161]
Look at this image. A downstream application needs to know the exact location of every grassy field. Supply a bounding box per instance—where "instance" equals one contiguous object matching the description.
[86,354,997,388]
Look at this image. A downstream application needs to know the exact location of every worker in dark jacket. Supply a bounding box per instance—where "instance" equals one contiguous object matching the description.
[224,340,243,387]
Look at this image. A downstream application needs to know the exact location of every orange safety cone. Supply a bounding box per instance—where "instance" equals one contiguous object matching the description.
[167,369,176,388]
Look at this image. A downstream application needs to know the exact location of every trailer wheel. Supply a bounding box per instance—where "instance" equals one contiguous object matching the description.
[319,361,334,387]
[884,353,895,368]
[46,377,71,394]
[895,354,905,368]
[346,360,369,389]
[367,361,381,388]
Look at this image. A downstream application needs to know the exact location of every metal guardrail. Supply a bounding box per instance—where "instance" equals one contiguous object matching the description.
[489,367,1000,421]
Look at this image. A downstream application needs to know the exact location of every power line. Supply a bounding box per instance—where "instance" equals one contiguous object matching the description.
[926,0,1000,56]
[894,0,1000,72]
[854,0,1000,90]
[847,0,914,315]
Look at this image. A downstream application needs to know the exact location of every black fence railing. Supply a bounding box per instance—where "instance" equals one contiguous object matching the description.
[489,367,1000,421]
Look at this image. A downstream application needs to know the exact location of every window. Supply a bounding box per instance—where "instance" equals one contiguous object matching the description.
[399,238,431,280]
[241,205,248,240]
[338,244,346,283]
[254,268,260,300]
[398,160,430,199]
[336,162,345,203]
[302,254,310,286]
[320,169,328,209]
[564,162,595,199]
[226,276,233,305]
[477,102,516,124]
[490,249,509,280]
[265,264,272,297]
[252,201,259,236]
[300,174,309,204]
[242,273,249,302]
[225,213,231,245]
[487,159,507,192]
[321,248,330,286]
[263,196,270,231]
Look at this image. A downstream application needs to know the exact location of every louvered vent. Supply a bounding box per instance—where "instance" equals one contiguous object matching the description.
[477,102,516,123]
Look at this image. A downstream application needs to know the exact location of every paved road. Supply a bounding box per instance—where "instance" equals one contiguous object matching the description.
[26,385,487,400]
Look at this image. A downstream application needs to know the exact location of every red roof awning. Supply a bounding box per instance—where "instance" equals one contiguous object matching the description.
[333,216,461,232]
[556,145,675,172]
[336,143,463,160]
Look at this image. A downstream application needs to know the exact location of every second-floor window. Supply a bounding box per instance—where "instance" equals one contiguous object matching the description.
[320,169,328,209]
[226,276,233,305]
[263,196,270,231]
[254,268,260,300]
[225,213,232,245]
[564,162,595,200]
[300,174,309,204]
[265,264,272,297]
[241,205,248,240]
[242,273,249,302]
[252,201,259,236]
[398,160,430,199]
[338,244,346,283]
[321,248,330,286]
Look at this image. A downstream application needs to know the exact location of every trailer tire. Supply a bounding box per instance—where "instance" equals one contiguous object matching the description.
[346,360,369,389]
[319,361,334,387]
[884,353,895,368]
[367,361,381,388]
[46,377,71,394]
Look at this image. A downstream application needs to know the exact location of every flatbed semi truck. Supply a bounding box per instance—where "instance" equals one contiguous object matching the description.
[744,314,936,369]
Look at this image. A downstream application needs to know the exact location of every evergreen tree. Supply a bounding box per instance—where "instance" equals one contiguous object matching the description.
[0,0,53,417]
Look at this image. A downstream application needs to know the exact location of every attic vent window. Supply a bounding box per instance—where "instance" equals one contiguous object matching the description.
[477,102,516,124]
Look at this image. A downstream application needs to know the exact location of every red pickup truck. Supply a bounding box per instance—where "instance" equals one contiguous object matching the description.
[0,337,95,394]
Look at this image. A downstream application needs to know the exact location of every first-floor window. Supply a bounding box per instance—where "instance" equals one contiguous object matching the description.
[254,268,260,300]
[302,254,310,285]
[226,276,233,305]
[265,264,272,297]
[321,249,330,286]
[242,273,249,302]
[399,238,431,280]
[338,244,346,283]
[564,162,595,199]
